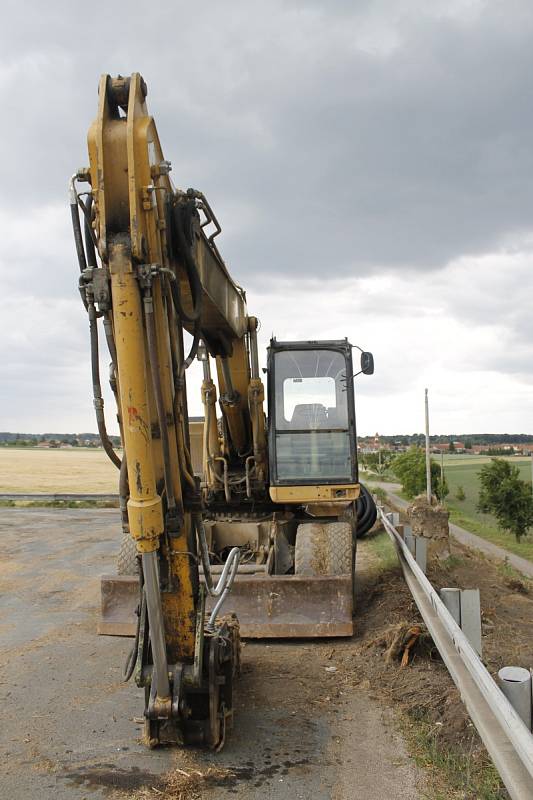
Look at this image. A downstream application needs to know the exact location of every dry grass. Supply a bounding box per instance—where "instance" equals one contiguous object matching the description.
[0,448,118,493]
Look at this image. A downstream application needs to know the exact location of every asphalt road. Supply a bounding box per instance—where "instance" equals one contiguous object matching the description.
[0,508,427,799]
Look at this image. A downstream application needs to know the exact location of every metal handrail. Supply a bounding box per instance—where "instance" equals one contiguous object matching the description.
[378,506,533,799]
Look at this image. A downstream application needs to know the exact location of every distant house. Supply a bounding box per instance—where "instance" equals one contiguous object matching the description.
[438,441,466,453]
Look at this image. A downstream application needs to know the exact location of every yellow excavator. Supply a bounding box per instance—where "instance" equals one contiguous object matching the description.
[70,73,376,749]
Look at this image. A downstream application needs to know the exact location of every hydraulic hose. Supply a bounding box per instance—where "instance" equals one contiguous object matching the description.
[88,301,121,469]
[70,176,89,309]
[123,559,143,682]
[193,512,240,629]
[143,290,176,511]
[71,177,120,468]
[119,452,129,526]
[180,319,201,377]
[70,177,87,274]
[170,204,203,324]
[84,195,98,268]
[165,293,196,491]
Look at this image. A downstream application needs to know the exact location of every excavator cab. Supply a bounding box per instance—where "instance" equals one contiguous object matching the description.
[268,340,358,490]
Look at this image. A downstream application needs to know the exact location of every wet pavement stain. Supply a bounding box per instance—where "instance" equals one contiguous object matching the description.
[64,764,162,793]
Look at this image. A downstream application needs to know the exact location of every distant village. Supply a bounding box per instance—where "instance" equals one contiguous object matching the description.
[0,432,121,449]
[358,433,533,456]
[2,430,533,457]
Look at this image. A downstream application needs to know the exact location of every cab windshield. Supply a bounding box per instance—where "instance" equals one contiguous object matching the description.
[273,349,353,481]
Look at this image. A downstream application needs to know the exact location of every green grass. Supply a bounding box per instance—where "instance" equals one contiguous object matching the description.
[439,458,533,561]
[406,715,506,800]
[447,508,533,561]
[370,486,388,505]
[365,528,398,571]
[443,457,530,516]
[441,453,531,467]
[497,559,533,588]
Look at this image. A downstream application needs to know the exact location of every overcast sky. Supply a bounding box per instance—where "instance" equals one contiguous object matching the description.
[2,0,533,436]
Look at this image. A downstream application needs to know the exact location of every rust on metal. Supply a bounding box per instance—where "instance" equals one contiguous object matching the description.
[99,574,353,638]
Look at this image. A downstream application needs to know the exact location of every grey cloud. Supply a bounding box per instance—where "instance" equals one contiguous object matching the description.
[2,1,533,290]
[4,1,533,432]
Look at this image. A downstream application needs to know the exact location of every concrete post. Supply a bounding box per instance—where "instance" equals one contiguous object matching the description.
[415,536,427,573]
[461,589,482,657]
[498,667,532,731]
[441,587,461,626]
[403,524,413,538]
[404,529,416,557]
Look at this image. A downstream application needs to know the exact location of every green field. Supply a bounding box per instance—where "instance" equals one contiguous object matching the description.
[441,456,533,561]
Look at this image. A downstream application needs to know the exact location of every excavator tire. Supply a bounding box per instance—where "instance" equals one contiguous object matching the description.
[295,523,329,575]
[117,533,139,575]
[324,522,353,574]
[295,522,352,575]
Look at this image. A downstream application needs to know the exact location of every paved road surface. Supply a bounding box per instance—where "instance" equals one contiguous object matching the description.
[0,508,427,799]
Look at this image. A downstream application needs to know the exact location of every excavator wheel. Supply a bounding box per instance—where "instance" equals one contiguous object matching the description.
[117,533,139,575]
[325,522,353,574]
[295,522,352,575]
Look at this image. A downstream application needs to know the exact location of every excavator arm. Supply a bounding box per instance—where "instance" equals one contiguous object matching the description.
[72,72,264,747]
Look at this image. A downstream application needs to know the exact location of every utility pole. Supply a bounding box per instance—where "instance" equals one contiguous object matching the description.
[440,449,445,506]
[425,388,432,504]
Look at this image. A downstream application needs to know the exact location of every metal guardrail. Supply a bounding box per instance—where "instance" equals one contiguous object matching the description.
[378,506,533,800]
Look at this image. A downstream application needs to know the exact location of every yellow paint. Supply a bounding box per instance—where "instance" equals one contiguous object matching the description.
[89,73,197,656]
[269,484,360,504]
[109,241,163,552]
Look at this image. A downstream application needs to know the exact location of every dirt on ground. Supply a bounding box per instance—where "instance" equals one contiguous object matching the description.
[124,525,531,800]
[331,521,533,798]
[2,507,531,799]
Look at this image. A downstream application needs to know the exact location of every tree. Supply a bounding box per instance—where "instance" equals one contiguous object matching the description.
[478,458,533,542]
[449,439,456,453]
[392,446,448,501]
[361,450,393,475]
[456,486,466,501]
[464,440,472,450]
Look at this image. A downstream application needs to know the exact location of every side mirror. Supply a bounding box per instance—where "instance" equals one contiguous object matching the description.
[361,351,374,375]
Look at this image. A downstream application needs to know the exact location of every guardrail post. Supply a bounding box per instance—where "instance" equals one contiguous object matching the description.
[404,528,415,556]
[440,587,461,626]
[415,536,427,574]
[461,589,482,658]
[440,588,482,656]
[497,667,532,731]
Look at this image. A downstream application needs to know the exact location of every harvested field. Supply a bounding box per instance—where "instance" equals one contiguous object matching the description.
[0,447,118,493]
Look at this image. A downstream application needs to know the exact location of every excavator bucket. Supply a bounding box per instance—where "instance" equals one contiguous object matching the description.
[98,573,353,638]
